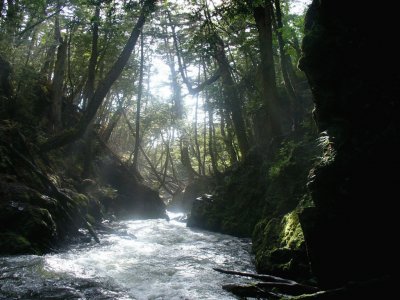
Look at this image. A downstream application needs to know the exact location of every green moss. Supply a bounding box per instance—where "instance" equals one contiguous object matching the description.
[0,232,34,254]
[268,141,297,180]
[252,211,308,279]
[75,193,89,204]
[21,207,57,243]
[98,186,118,199]
[187,125,320,240]
[281,211,305,249]
[48,174,62,188]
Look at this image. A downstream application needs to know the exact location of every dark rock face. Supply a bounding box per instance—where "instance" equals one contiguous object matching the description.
[188,129,320,248]
[299,0,399,288]
[168,178,213,213]
[96,157,166,219]
[0,119,165,255]
[0,183,57,254]
[187,151,269,237]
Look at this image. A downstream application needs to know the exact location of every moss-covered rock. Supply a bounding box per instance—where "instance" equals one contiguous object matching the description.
[0,123,105,254]
[187,149,269,236]
[0,183,58,254]
[0,62,168,256]
[0,233,33,254]
[187,127,319,239]
[253,211,310,279]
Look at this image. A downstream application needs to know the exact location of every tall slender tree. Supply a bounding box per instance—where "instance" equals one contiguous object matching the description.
[253,0,282,142]
[132,30,144,170]
[40,0,157,151]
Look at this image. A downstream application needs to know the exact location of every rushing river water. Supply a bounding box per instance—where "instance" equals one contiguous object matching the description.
[0,212,255,299]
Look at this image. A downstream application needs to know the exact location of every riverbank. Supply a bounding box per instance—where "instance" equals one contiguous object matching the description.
[0,120,167,255]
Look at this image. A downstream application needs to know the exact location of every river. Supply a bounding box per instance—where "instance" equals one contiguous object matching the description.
[0,212,255,299]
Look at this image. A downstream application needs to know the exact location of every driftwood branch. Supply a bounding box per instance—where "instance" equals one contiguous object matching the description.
[217,269,393,299]
[213,267,293,283]
[214,268,319,298]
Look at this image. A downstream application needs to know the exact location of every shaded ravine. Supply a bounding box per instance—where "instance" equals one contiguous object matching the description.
[0,212,255,299]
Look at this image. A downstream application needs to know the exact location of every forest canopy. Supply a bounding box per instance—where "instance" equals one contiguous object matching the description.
[0,0,310,195]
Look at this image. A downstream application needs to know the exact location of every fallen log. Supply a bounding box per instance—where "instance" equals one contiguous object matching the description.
[214,267,295,284]
[215,267,319,298]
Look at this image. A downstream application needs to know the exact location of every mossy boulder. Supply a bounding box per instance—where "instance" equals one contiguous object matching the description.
[187,150,269,236]
[0,175,105,254]
[186,195,219,230]
[0,233,33,254]
[252,211,311,279]
[187,129,319,238]
[0,182,58,254]
[61,188,103,223]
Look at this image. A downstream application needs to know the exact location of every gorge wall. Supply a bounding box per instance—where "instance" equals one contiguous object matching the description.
[298,0,398,288]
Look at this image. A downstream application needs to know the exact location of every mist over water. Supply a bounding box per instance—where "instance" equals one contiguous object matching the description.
[0,212,255,299]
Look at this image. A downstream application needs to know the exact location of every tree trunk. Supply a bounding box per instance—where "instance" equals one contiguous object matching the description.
[163,33,182,120]
[194,93,203,174]
[0,1,4,18]
[166,135,180,186]
[51,8,67,131]
[82,3,100,109]
[159,133,170,188]
[0,55,13,116]
[220,107,238,165]
[180,136,198,182]
[208,104,218,174]
[132,30,144,170]
[253,1,282,142]
[165,13,184,118]
[40,0,157,152]
[3,0,20,44]
[273,0,302,128]
[102,105,123,143]
[169,13,220,96]
[202,99,207,174]
[211,32,250,156]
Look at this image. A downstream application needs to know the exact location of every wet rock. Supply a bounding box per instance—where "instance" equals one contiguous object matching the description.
[186,196,218,231]
[168,178,214,213]
[0,182,57,254]
[299,0,399,288]
[96,157,166,219]
[0,232,32,254]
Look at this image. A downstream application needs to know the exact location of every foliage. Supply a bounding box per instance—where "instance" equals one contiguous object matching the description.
[252,210,309,279]
[0,0,310,194]
[188,119,320,235]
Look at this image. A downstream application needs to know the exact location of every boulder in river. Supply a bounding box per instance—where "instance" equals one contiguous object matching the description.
[96,156,167,219]
[168,177,214,213]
